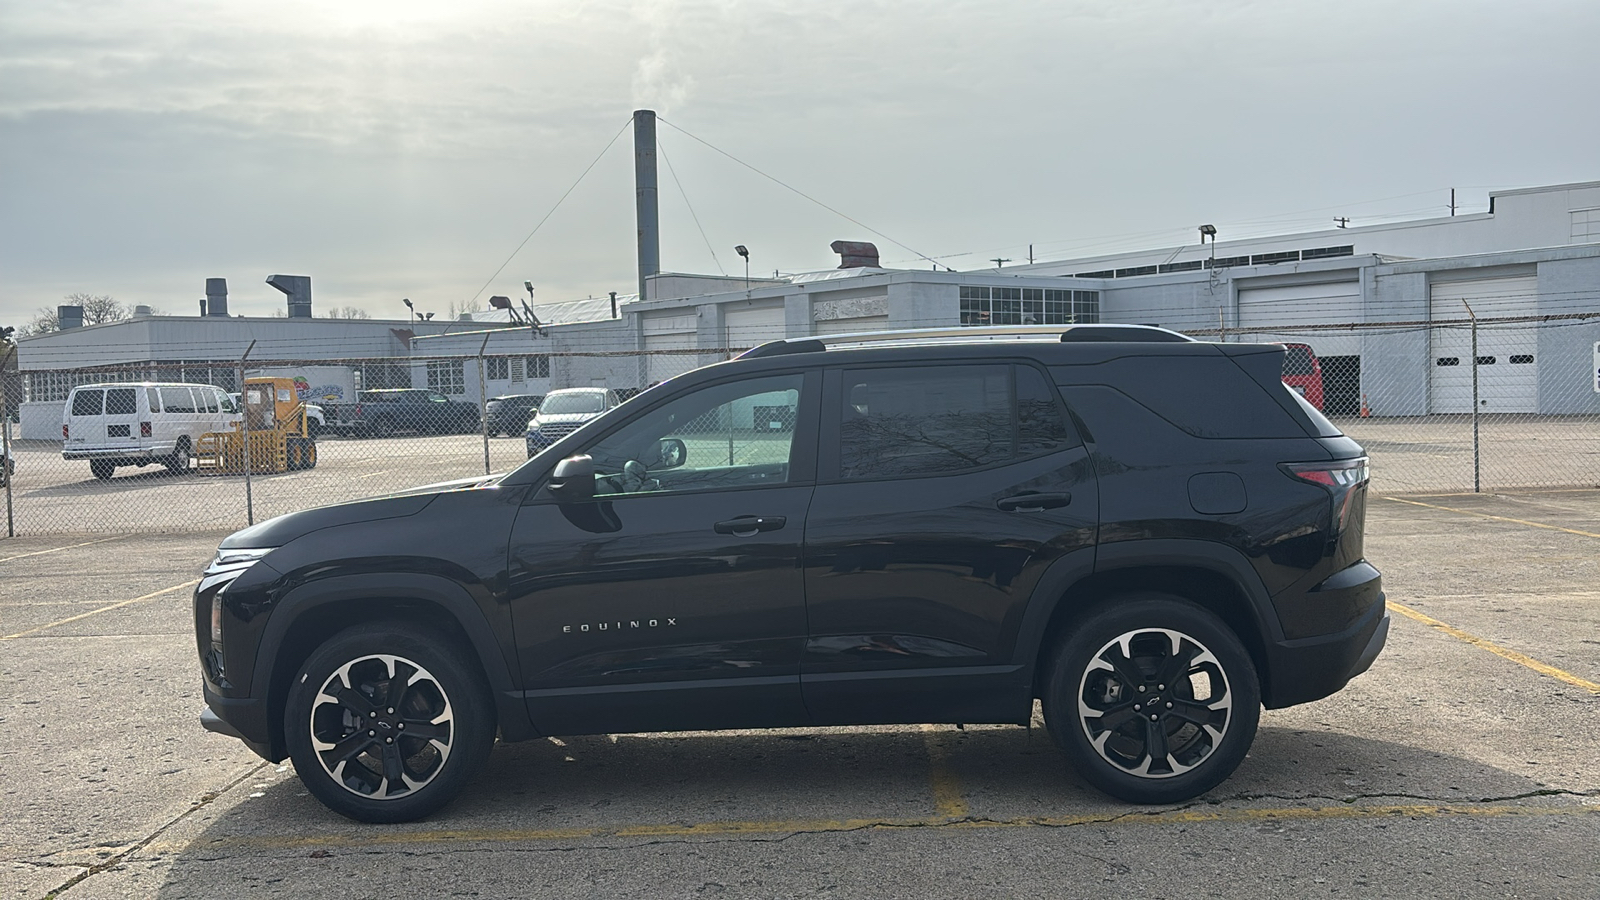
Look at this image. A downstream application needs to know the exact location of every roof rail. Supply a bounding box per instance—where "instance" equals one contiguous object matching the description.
[739,324,1192,359]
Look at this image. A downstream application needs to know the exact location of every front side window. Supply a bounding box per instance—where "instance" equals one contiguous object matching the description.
[581,374,805,497]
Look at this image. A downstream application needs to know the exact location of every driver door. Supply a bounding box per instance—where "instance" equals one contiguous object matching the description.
[506,370,820,735]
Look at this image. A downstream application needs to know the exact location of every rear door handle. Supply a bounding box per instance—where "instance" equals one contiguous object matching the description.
[996,492,1071,512]
[714,515,787,536]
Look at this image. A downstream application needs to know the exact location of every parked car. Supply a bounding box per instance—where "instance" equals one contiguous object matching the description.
[64,382,239,480]
[1281,342,1325,412]
[324,389,480,437]
[524,387,620,457]
[483,394,543,437]
[195,324,1385,823]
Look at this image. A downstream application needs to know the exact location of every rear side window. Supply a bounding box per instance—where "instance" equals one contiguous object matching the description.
[164,388,197,413]
[147,388,162,413]
[105,388,137,416]
[836,364,1077,481]
[72,390,104,416]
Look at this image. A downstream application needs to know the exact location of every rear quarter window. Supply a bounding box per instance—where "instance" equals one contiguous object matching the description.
[1059,356,1308,439]
[105,388,138,416]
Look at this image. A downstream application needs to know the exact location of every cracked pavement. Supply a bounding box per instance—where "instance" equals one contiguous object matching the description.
[4,492,1600,898]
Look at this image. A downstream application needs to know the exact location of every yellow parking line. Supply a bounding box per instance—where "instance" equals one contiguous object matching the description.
[0,535,124,564]
[1,579,199,640]
[1387,600,1600,694]
[146,802,1597,852]
[920,724,969,818]
[1384,496,1600,540]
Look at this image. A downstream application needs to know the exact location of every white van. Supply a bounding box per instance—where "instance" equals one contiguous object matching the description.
[63,382,239,480]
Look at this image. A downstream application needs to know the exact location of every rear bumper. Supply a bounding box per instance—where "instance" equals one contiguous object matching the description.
[1262,595,1389,709]
[63,447,160,461]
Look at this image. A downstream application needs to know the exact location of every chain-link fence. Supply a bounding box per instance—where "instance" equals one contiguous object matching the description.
[3,319,1599,537]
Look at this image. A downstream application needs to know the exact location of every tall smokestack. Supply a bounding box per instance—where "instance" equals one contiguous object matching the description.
[634,109,659,303]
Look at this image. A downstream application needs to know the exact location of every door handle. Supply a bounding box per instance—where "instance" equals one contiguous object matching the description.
[714,515,787,536]
[996,492,1071,512]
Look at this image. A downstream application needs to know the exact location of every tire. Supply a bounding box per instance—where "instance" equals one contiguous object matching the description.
[90,459,116,480]
[368,417,394,439]
[285,440,303,471]
[303,440,318,470]
[163,438,192,474]
[1042,593,1260,805]
[307,419,321,439]
[283,622,495,824]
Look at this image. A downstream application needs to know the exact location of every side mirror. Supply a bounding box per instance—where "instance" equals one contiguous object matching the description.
[649,438,687,470]
[548,454,595,502]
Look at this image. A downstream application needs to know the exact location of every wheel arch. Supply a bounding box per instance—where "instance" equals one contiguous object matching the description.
[1017,540,1282,705]
[252,573,535,760]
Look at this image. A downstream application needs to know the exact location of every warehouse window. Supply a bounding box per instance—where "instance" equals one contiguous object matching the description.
[486,358,510,380]
[960,286,1098,327]
[426,360,466,395]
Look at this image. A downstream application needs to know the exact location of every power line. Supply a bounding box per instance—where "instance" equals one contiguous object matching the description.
[657,136,725,277]
[463,117,633,310]
[655,116,944,270]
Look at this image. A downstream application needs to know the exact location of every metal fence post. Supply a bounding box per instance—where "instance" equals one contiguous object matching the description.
[239,341,256,525]
[1,345,16,538]
[1464,302,1480,493]
[477,334,492,476]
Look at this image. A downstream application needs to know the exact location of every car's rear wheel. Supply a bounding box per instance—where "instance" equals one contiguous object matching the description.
[1043,593,1260,804]
[284,622,495,823]
[90,459,116,480]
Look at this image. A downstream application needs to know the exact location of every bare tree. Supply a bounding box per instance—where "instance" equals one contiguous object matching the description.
[19,293,128,336]
[321,306,372,320]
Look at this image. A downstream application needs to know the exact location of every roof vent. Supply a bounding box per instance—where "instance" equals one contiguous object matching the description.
[58,305,85,330]
[267,274,313,318]
[830,240,880,269]
[204,277,229,316]
[132,305,153,317]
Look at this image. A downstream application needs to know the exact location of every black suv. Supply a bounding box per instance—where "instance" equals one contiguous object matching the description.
[195,325,1387,823]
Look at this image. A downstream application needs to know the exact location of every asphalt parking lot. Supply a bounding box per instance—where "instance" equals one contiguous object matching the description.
[3,491,1599,899]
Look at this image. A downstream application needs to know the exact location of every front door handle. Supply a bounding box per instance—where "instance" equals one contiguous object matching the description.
[714,515,787,536]
[996,492,1071,512]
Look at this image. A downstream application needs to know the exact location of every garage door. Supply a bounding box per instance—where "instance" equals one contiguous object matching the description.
[1429,276,1538,413]
[1237,281,1362,357]
[642,313,699,386]
[814,315,889,336]
[725,303,787,352]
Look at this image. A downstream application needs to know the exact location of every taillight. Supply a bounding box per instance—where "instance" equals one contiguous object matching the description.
[140,422,152,437]
[1283,457,1370,533]
[63,424,69,439]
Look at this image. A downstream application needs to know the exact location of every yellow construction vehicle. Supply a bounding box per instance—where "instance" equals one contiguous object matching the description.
[197,377,318,474]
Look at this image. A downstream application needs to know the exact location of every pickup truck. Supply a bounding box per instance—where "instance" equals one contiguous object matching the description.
[324,389,480,437]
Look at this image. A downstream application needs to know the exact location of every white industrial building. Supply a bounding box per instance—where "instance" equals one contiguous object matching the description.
[13,180,1600,439]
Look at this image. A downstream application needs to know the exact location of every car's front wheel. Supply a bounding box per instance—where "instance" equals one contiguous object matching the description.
[283,622,495,823]
[1043,593,1259,804]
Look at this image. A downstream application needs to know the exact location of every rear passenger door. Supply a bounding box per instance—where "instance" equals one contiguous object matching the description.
[800,362,1099,725]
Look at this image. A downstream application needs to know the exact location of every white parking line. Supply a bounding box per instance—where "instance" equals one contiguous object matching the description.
[357,470,392,479]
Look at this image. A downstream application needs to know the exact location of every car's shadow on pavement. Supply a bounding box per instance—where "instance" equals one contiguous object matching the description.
[151,723,1575,895]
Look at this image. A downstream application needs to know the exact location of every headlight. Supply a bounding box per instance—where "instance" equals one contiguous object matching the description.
[202,548,273,645]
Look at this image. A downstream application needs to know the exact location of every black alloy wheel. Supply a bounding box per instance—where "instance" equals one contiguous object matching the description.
[284,622,495,823]
[1043,593,1260,804]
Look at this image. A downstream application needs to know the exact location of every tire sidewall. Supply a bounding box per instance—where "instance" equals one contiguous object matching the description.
[1044,593,1260,804]
[283,622,495,823]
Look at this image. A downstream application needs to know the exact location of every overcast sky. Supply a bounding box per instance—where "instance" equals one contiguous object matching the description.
[3,0,1598,324]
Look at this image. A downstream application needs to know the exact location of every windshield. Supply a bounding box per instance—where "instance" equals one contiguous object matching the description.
[540,392,605,415]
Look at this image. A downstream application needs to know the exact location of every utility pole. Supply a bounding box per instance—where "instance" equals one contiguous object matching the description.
[1450,188,1457,217]
[1028,244,1034,265]
[991,258,1011,269]
[1334,217,1350,229]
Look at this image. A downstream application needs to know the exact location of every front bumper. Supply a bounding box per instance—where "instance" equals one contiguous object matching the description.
[200,684,280,761]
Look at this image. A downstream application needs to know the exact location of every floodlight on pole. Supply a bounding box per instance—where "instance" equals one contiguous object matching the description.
[1199,224,1218,245]
[734,245,750,289]
[401,298,418,322]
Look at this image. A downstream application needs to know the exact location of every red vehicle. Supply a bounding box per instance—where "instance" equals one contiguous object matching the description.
[1281,342,1325,411]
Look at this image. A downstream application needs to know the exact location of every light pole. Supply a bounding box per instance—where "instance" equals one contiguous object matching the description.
[735,245,749,290]
[402,298,418,322]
